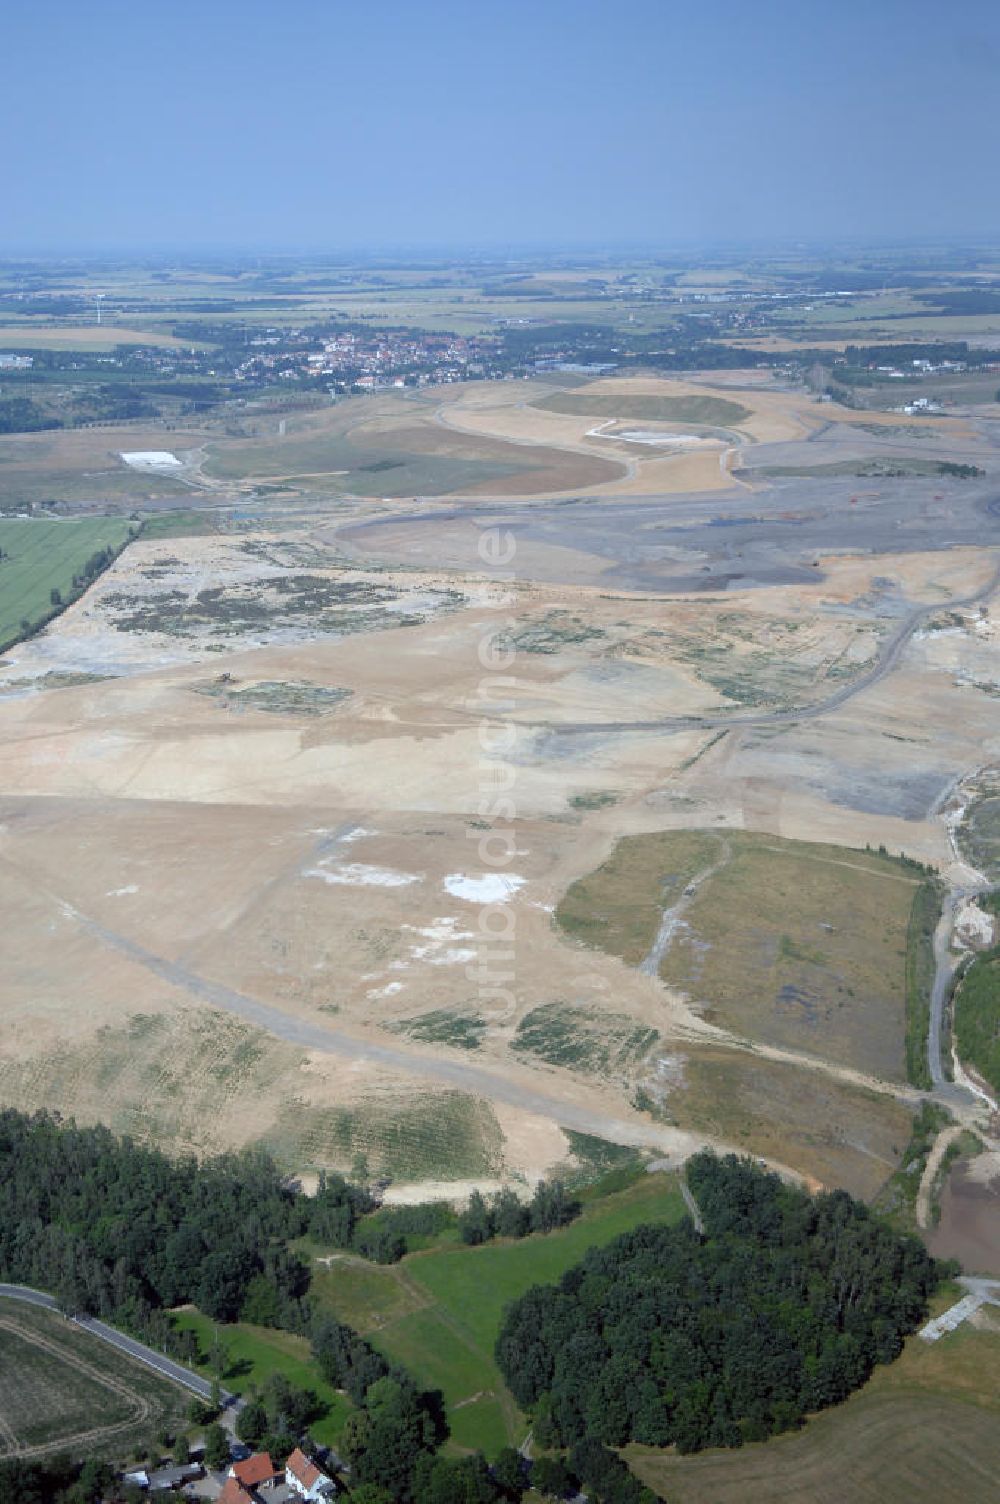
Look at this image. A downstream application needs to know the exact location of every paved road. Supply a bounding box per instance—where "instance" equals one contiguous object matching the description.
[528,558,1000,737]
[927,890,983,1105]
[0,1283,231,1405]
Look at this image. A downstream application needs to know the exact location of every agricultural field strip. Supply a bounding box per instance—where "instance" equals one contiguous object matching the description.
[0,518,133,648]
[0,1312,153,1459]
[0,1285,220,1404]
[0,1305,163,1455]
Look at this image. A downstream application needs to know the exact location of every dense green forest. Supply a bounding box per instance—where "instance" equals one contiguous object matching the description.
[954,945,1000,1093]
[0,1110,320,1329]
[0,397,62,433]
[0,1110,578,1342]
[495,1153,941,1455]
[0,1111,615,1502]
[308,1319,661,1504]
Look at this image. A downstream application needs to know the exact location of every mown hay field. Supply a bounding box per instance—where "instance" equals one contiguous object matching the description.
[627,1317,1000,1504]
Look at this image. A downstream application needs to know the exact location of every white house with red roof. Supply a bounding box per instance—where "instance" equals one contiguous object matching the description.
[228,1451,282,1491]
[286,1446,336,1500]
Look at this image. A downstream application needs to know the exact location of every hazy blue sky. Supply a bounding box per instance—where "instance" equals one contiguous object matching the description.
[2,0,998,252]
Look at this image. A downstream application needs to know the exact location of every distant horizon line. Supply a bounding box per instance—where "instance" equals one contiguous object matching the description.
[1,234,1000,265]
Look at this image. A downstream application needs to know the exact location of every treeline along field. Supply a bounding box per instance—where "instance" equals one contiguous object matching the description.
[953,943,1000,1094]
[495,1153,941,1456]
[0,517,135,652]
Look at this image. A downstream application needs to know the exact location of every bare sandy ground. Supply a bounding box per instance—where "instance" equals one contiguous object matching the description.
[2,371,999,1192]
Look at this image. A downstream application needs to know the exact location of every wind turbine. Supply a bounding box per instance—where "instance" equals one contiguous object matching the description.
[94,293,106,326]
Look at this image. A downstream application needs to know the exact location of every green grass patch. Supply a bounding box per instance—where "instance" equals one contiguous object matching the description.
[308,1259,426,1334]
[169,1312,352,1447]
[562,1131,640,1191]
[904,877,944,1089]
[753,458,984,480]
[313,1171,684,1455]
[0,516,134,650]
[140,508,224,538]
[533,390,751,427]
[0,669,111,694]
[568,790,621,810]
[953,945,1000,1095]
[511,610,606,655]
[403,1172,684,1358]
[194,678,353,717]
[390,1010,487,1052]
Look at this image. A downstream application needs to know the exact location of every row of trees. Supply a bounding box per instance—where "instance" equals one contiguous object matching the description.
[496,1153,941,1456]
[458,1181,581,1246]
[0,1457,162,1504]
[953,942,1000,1094]
[233,1372,321,1458]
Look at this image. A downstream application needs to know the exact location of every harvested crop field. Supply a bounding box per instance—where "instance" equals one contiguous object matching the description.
[0,324,201,350]
[627,1319,1000,1504]
[0,1299,185,1460]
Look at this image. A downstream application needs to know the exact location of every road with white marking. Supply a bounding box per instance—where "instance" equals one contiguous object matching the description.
[0,1283,232,1405]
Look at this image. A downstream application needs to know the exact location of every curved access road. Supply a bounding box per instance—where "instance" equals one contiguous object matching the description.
[0,1283,232,1406]
[928,891,973,1099]
[529,557,1000,737]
